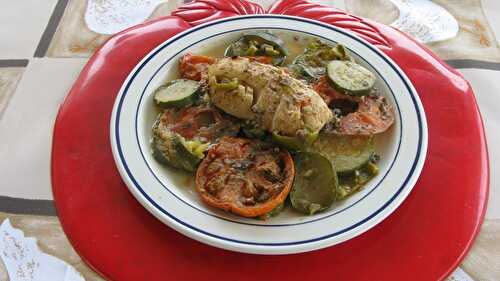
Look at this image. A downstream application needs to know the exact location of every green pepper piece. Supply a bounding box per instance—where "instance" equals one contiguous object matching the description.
[259,43,280,57]
[183,139,209,159]
[214,78,239,91]
[331,44,347,60]
[336,185,351,200]
[290,152,338,215]
[264,47,280,57]
[366,161,379,175]
[245,44,258,56]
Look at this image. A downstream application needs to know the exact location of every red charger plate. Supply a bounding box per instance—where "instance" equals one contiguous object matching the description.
[51,1,489,280]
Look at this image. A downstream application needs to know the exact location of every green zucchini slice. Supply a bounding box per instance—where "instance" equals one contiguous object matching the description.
[152,118,208,172]
[271,131,318,151]
[290,152,338,215]
[288,41,351,81]
[326,60,375,96]
[153,79,200,108]
[310,135,374,175]
[288,54,325,81]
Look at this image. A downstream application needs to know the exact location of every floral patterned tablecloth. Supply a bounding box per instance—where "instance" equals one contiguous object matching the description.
[0,1,499,280]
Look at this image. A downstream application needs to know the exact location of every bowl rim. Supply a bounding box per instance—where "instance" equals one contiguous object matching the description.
[110,14,428,254]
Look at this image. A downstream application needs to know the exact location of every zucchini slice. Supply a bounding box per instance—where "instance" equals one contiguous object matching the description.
[288,41,351,81]
[271,131,318,151]
[154,79,200,108]
[288,54,325,81]
[290,152,338,215]
[310,134,374,174]
[326,61,375,96]
[152,118,208,172]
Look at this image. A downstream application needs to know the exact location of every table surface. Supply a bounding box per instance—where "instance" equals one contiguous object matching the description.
[0,0,499,280]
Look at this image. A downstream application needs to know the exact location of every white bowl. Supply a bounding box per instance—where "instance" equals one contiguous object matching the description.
[110,15,427,255]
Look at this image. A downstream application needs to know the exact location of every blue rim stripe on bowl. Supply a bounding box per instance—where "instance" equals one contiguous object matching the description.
[114,15,424,246]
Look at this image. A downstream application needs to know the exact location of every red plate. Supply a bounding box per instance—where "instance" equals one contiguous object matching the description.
[51,1,489,280]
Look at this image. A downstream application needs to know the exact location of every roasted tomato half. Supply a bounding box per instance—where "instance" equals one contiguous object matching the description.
[196,137,295,218]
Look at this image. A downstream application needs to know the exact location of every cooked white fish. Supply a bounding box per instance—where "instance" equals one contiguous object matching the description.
[207,57,332,136]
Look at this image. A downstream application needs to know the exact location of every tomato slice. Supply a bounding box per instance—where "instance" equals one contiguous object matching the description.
[313,76,394,135]
[196,137,295,218]
[334,95,395,135]
[179,53,216,81]
[158,106,239,142]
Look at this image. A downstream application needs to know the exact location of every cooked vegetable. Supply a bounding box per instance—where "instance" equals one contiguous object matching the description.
[288,56,324,81]
[290,152,338,215]
[326,60,375,96]
[196,137,294,218]
[259,203,284,220]
[151,136,170,165]
[337,160,379,200]
[313,76,359,106]
[225,32,288,66]
[169,106,240,141]
[152,106,239,171]
[289,41,351,81]
[271,131,318,151]
[179,53,215,81]
[207,57,332,136]
[152,128,208,171]
[153,79,200,108]
[311,134,374,174]
[332,95,394,135]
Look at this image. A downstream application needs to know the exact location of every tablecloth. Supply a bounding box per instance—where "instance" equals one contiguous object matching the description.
[0,0,499,280]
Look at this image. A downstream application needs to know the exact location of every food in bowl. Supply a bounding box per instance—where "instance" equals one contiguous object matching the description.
[151,31,394,218]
